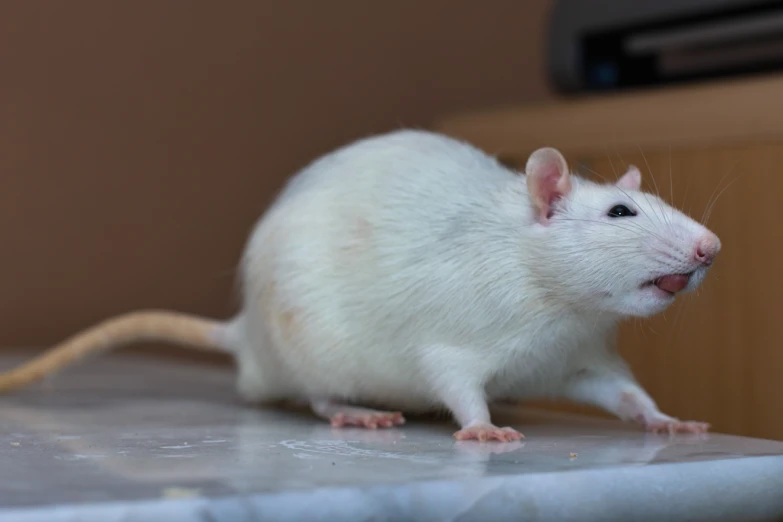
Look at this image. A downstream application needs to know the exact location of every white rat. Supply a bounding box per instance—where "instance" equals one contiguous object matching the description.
[0,130,720,442]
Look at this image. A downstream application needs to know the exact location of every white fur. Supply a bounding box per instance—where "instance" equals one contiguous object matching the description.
[223,130,720,433]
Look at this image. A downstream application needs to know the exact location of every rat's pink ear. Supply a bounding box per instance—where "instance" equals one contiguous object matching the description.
[525,147,572,224]
[616,165,642,191]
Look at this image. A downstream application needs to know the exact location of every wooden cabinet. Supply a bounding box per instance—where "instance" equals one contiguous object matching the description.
[436,76,783,440]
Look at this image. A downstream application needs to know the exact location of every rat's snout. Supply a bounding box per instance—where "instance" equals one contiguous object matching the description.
[694,233,721,266]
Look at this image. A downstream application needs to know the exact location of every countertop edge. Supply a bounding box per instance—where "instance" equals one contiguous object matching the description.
[4,454,783,522]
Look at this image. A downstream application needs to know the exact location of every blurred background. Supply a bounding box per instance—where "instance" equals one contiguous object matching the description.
[1,1,782,440]
[0,0,550,344]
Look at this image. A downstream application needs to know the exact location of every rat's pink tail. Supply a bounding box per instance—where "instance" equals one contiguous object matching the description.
[0,309,231,393]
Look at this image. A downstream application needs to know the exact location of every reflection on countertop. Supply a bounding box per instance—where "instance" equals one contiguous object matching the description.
[0,352,781,522]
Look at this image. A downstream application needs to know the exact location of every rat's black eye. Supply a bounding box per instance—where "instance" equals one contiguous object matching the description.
[607,204,636,218]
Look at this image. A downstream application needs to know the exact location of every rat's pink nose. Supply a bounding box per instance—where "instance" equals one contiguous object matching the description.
[694,234,721,266]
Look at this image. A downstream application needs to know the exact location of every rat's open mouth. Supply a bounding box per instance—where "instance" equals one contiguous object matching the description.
[642,273,693,295]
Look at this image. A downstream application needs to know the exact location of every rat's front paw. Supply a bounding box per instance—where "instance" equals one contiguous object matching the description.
[453,423,524,442]
[644,417,710,434]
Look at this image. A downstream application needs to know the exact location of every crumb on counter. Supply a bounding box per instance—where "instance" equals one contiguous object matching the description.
[161,487,201,499]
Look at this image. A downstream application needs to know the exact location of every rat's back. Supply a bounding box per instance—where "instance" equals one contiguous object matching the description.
[233,130,528,408]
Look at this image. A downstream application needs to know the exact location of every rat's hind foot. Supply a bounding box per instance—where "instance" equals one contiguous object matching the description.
[453,422,524,442]
[309,399,406,429]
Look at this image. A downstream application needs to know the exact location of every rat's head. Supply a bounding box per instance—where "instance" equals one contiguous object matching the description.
[525,147,721,317]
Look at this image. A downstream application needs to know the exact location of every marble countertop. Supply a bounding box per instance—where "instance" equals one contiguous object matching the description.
[0,352,782,522]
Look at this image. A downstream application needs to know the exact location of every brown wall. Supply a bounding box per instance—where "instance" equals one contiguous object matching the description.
[0,1,552,346]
